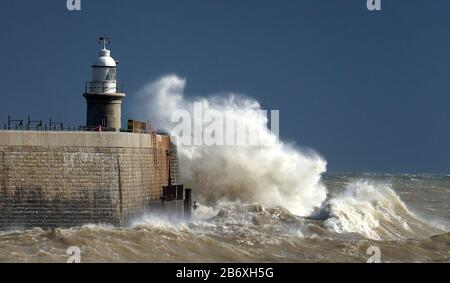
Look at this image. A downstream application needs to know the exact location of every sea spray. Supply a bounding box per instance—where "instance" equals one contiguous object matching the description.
[132,75,328,216]
[130,75,445,242]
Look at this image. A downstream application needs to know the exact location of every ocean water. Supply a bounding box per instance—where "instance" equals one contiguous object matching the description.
[0,173,448,263]
[1,76,448,262]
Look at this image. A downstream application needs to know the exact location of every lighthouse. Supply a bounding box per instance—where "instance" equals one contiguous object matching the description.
[83,37,125,131]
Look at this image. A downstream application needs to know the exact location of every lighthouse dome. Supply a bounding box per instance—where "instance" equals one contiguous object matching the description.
[93,48,117,67]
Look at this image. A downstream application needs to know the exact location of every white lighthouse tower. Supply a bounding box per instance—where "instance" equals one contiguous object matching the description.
[83,37,125,131]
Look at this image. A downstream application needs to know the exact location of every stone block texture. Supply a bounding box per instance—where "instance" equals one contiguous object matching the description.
[0,132,176,229]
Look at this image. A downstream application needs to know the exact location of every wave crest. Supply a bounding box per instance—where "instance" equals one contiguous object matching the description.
[322,180,443,240]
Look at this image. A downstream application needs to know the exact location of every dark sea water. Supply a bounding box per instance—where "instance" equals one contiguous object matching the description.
[0,173,448,263]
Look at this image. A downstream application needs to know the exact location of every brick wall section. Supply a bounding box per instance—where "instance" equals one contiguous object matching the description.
[0,131,175,229]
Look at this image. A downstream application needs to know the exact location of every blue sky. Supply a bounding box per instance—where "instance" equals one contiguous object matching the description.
[0,0,449,173]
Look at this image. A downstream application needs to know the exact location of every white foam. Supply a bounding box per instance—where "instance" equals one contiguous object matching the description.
[132,75,328,216]
[323,179,442,240]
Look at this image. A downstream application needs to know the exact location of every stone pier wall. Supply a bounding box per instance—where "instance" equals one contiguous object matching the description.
[0,131,176,229]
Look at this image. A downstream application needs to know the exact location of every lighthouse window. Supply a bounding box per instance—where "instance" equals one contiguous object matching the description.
[100,117,107,128]
[106,68,117,81]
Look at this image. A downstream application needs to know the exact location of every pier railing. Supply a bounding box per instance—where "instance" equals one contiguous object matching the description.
[0,116,158,134]
[0,116,115,132]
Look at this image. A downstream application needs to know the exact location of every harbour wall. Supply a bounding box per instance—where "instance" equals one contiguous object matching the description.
[0,131,179,229]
